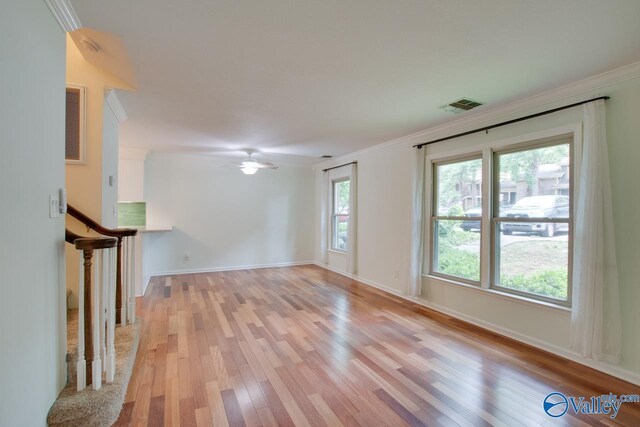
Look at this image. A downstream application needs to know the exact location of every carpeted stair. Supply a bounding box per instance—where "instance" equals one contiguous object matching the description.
[47,310,141,427]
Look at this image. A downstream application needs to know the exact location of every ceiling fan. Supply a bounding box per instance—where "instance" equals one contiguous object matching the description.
[231,149,279,175]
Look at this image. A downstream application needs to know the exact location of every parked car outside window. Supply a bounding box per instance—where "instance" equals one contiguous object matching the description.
[501,195,569,237]
[460,207,482,232]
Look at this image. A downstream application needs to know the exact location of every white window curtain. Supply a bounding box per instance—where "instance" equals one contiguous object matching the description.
[570,99,621,364]
[409,147,426,296]
[346,163,358,274]
[320,171,331,264]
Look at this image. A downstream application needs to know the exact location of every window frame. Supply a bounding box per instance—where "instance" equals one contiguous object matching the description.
[424,125,580,309]
[430,153,483,286]
[331,177,350,253]
[490,138,574,306]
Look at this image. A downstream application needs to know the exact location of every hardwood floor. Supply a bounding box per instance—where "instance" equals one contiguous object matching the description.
[115,265,639,426]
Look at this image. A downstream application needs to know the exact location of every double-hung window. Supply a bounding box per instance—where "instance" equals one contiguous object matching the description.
[432,157,483,283]
[430,135,573,306]
[332,179,350,252]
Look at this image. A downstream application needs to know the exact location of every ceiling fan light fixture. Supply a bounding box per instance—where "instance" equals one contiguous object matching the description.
[241,166,258,175]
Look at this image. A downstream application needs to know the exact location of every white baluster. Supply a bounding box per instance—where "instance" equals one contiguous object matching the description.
[119,240,127,327]
[106,247,116,383]
[123,238,130,325]
[129,236,136,323]
[92,250,102,390]
[76,254,86,391]
[100,249,107,372]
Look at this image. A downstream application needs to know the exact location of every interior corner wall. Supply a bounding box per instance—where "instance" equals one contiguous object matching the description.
[315,76,640,379]
[0,1,67,425]
[144,153,315,274]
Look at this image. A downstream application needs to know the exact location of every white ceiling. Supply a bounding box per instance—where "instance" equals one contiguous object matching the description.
[71,0,640,165]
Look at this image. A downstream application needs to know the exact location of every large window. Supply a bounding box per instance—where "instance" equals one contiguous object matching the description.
[332,179,350,252]
[430,136,573,305]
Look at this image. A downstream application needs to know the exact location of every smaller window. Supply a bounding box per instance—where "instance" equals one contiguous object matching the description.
[332,179,350,252]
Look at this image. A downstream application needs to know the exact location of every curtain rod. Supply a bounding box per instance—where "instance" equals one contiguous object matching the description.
[322,161,357,172]
[414,96,610,149]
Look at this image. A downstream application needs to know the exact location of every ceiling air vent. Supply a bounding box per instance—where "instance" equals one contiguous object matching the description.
[320,155,333,158]
[439,98,483,114]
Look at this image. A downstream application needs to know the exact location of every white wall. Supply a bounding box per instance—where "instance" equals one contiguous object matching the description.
[102,98,119,228]
[0,1,67,425]
[316,73,640,380]
[145,153,315,274]
[118,147,148,201]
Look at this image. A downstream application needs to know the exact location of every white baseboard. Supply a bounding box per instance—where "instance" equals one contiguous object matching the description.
[150,261,314,277]
[316,262,409,298]
[314,263,640,386]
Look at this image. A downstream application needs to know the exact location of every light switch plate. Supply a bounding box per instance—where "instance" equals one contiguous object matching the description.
[49,194,60,218]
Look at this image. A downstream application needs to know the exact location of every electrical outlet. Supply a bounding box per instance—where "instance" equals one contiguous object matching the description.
[49,194,60,218]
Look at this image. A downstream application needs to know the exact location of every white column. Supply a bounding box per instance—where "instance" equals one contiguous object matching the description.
[92,251,102,390]
[76,254,86,391]
[105,247,116,382]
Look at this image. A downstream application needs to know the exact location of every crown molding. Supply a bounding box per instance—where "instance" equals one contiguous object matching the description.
[316,60,640,170]
[44,0,82,32]
[105,89,128,123]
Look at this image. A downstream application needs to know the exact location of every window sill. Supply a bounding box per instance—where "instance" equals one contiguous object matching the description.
[328,249,347,255]
[423,274,571,314]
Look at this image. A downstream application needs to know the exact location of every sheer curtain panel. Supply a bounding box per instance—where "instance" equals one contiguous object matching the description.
[570,99,622,364]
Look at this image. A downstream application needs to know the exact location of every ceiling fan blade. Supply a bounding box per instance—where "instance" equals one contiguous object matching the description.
[254,162,275,168]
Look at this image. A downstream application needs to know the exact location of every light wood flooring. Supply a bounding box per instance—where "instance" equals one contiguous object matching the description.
[115,265,640,426]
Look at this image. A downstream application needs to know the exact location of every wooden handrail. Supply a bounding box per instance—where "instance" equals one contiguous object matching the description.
[67,204,137,237]
[65,229,83,244]
[74,236,117,251]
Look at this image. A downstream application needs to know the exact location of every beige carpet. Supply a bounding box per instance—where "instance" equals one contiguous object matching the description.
[47,310,140,427]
